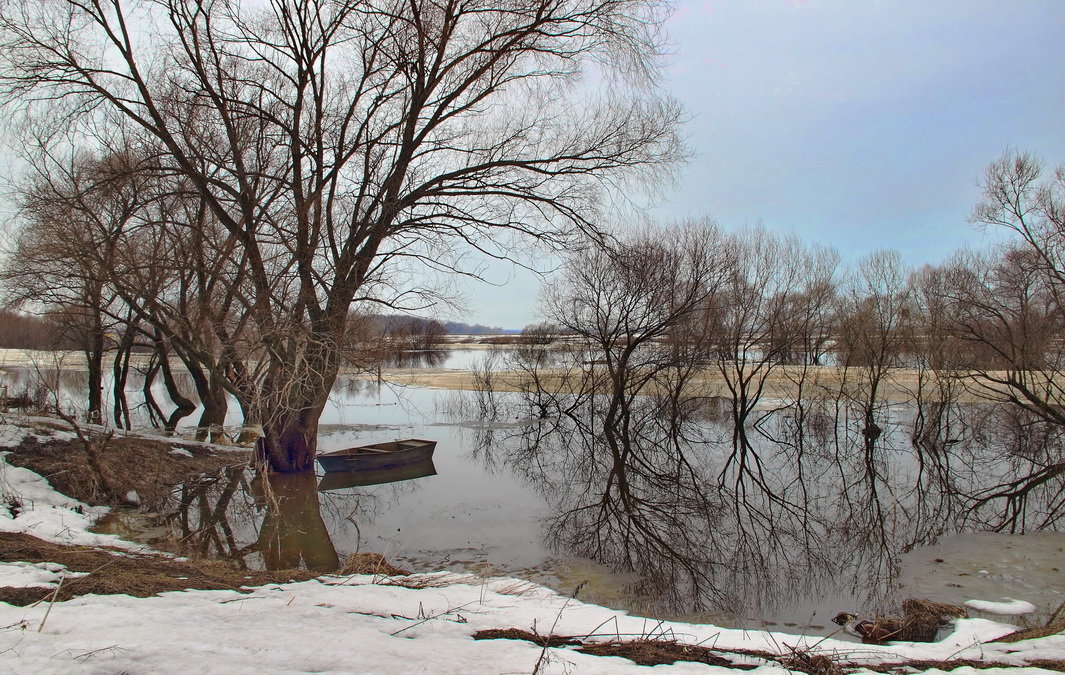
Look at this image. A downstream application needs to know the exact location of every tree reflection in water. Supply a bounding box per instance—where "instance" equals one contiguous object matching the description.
[461,380,1064,621]
[168,468,339,572]
[252,473,341,572]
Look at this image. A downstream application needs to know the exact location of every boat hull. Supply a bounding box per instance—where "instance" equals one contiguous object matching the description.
[316,439,437,473]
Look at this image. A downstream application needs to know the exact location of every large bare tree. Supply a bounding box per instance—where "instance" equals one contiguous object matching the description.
[958,152,1065,426]
[1,149,140,422]
[0,0,682,471]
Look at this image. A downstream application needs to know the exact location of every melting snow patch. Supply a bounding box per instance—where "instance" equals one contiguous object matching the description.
[0,422,76,448]
[964,598,1038,615]
[0,561,87,588]
[0,575,1052,674]
[0,452,145,552]
[0,426,32,449]
[169,447,193,458]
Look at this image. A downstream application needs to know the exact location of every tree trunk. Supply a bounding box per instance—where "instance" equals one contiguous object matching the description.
[155,337,195,411]
[84,331,104,424]
[235,396,261,444]
[255,404,325,473]
[111,327,135,429]
[180,356,229,440]
[251,322,344,473]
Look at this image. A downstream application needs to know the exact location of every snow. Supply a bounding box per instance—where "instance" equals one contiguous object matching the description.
[0,425,32,449]
[0,420,1061,673]
[0,562,86,588]
[966,598,1039,616]
[0,573,1059,674]
[0,425,147,552]
[169,447,194,458]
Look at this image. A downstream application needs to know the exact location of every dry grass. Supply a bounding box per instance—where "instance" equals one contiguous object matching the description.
[993,601,1065,643]
[467,623,1065,674]
[4,426,241,510]
[474,630,773,670]
[491,580,539,597]
[358,363,1014,404]
[0,532,316,606]
[338,552,408,577]
[577,639,758,669]
[780,648,844,675]
[866,659,1065,673]
[373,574,454,590]
[897,598,969,642]
[473,628,581,648]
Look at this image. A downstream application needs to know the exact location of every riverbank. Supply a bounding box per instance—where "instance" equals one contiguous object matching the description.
[0,415,1063,672]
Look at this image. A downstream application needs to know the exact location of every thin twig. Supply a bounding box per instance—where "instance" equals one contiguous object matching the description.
[37,573,65,633]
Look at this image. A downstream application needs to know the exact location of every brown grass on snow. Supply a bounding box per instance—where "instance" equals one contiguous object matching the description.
[0,532,316,606]
[4,425,241,510]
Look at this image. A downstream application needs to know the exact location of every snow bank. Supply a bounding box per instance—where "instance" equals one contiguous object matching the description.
[0,573,1059,674]
[965,598,1039,616]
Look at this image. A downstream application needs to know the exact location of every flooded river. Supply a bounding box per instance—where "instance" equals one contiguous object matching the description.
[3,347,1063,635]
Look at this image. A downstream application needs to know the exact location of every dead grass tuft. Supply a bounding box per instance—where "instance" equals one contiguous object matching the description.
[781,648,844,675]
[992,602,1065,643]
[577,639,758,668]
[866,659,1065,673]
[473,630,758,669]
[468,626,1065,673]
[897,598,969,642]
[339,552,408,577]
[492,580,538,597]
[374,574,453,589]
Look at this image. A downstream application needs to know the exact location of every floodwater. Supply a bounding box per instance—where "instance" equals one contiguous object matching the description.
[3,347,1063,635]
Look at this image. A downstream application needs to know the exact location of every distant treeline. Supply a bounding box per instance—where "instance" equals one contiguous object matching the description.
[0,310,78,350]
[369,314,506,335]
[442,320,508,335]
[0,308,508,352]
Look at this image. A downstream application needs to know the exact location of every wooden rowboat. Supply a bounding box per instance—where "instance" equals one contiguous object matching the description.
[316,438,437,473]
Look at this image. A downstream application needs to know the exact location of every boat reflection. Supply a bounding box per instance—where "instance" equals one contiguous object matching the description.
[317,459,438,491]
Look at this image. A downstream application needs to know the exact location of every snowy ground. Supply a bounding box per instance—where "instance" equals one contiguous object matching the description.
[0,421,1062,674]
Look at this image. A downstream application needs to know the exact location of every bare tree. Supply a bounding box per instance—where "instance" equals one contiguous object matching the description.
[972,152,1065,298]
[1,151,135,422]
[943,246,1065,424]
[0,0,683,471]
[543,222,732,469]
[709,228,836,474]
[835,249,912,446]
[960,152,1065,426]
[904,263,968,452]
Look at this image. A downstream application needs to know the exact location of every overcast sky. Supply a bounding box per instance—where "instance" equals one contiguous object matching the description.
[462,0,1065,328]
